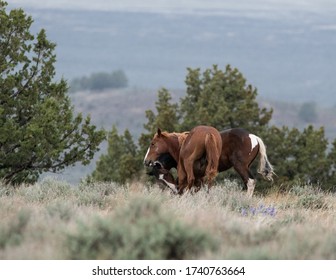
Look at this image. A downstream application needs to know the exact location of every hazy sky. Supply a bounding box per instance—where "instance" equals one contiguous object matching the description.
[10,0,336,17]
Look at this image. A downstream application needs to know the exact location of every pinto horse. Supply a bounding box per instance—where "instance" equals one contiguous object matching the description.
[144,125,222,194]
[145,128,274,197]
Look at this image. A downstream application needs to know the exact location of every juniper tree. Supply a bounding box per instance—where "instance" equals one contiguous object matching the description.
[138,88,179,155]
[179,65,273,133]
[264,125,331,187]
[0,2,105,184]
[91,126,142,184]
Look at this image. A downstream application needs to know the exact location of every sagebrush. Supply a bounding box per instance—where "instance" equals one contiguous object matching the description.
[0,178,335,259]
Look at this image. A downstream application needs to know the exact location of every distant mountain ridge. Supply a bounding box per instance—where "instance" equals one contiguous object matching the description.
[21,7,336,106]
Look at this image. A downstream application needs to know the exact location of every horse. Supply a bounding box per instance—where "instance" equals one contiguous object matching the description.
[144,125,222,194]
[145,128,274,197]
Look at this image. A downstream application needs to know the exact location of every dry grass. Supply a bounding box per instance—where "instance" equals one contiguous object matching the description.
[0,178,335,259]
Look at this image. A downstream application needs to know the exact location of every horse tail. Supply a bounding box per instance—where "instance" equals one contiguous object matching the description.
[204,133,220,180]
[255,136,275,181]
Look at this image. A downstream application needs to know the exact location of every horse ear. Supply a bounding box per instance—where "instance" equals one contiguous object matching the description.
[157,128,162,136]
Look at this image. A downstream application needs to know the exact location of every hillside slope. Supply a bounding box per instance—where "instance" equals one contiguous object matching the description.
[18,7,336,105]
[71,88,336,139]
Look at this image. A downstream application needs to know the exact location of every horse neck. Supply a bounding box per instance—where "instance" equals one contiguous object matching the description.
[165,133,185,162]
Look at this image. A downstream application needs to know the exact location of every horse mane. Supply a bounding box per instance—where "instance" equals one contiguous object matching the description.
[160,131,189,147]
[174,132,189,147]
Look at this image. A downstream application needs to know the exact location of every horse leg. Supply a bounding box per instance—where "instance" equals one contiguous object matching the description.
[177,174,187,195]
[207,173,217,192]
[193,177,203,193]
[184,158,195,194]
[200,169,217,193]
[177,160,188,195]
[234,164,256,198]
[197,176,210,193]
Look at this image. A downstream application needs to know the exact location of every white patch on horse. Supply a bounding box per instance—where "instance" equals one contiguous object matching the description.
[249,134,258,152]
[159,174,178,194]
[143,147,150,164]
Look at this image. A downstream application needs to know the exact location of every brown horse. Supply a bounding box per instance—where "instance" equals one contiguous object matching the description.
[146,128,274,197]
[144,125,222,194]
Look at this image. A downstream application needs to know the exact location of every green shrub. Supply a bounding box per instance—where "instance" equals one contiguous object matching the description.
[46,201,74,222]
[290,184,316,196]
[297,193,327,210]
[66,197,216,259]
[276,211,305,226]
[0,184,13,197]
[0,210,31,248]
[19,178,73,203]
[74,182,121,208]
[290,185,328,210]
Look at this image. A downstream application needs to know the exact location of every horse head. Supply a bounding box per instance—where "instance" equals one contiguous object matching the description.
[143,128,171,167]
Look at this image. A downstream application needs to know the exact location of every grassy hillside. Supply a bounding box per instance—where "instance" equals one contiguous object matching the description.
[1,178,335,259]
